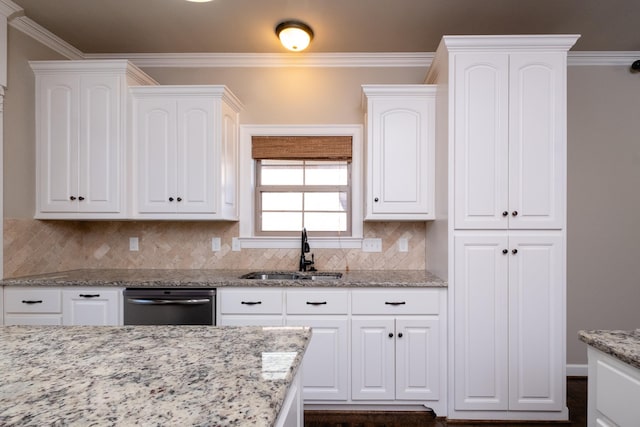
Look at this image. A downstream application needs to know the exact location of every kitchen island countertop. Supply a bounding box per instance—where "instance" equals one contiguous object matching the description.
[578,329,640,370]
[0,268,446,288]
[0,325,311,426]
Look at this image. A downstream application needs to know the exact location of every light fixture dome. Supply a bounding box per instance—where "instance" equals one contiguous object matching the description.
[275,20,314,52]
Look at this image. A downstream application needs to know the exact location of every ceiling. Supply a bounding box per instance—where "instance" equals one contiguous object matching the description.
[9,0,640,54]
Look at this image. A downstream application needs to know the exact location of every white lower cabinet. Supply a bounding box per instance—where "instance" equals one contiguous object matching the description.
[4,287,63,325]
[217,288,284,326]
[453,233,564,413]
[4,287,122,326]
[218,286,446,410]
[62,288,121,325]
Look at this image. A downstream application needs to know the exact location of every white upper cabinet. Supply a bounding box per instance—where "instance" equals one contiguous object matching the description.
[453,51,566,230]
[362,85,435,220]
[131,86,242,220]
[31,60,156,219]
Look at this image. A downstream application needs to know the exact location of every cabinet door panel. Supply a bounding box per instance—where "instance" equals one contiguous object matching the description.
[352,317,395,400]
[79,75,121,213]
[454,234,509,410]
[509,54,565,229]
[136,99,177,213]
[62,289,120,326]
[396,317,440,400]
[286,316,349,400]
[508,233,564,410]
[177,99,216,213]
[38,75,79,212]
[454,54,509,229]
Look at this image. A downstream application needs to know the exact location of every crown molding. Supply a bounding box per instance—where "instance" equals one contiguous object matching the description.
[0,0,23,20]
[5,13,640,69]
[9,16,83,59]
[568,51,640,66]
[83,52,434,68]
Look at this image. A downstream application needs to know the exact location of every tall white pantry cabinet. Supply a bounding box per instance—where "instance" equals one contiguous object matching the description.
[425,35,579,421]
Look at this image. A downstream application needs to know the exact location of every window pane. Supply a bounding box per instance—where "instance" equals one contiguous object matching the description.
[305,212,348,232]
[260,160,304,185]
[262,212,302,231]
[262,193,302,211]
[304,192,347,212]
[305,162,348,185]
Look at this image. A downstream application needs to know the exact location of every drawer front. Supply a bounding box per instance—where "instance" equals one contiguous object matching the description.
[4,288,62,313]
[220,289,283,314]
[286,290,348,314]
[351,289,440,315]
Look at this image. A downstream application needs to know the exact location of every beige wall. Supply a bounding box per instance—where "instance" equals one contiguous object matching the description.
[4,27,639,365]
[566,65,640,364]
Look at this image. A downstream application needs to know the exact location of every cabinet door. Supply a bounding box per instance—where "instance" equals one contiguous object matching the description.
[453,53,509,229]
[395,317,440,401]
[136,98,178,213]
[286,316,349,401]
[62,289,120,326]
[351,317,395,400]
[508,233,564,410]
[368,96,434,218]
[508,54,565,229]
[77,75,121,213]
[453,234,509,410]
[176,98,216,213]
[37,74,80,213]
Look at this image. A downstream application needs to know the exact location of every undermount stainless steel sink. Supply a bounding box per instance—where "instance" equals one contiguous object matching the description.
[241,272,342,280]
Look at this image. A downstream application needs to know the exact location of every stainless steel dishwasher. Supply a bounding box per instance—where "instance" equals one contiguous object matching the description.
[123,288,216,325]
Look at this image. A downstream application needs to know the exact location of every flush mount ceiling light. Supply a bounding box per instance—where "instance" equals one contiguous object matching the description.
[275,20,314,52]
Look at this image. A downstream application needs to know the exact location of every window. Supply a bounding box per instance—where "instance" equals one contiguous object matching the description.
[256,160,351,236]
[239,125,363,248]
[252,135,352,237]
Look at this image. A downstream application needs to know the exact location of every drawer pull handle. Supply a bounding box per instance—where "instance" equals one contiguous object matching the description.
[385,301,406,306]
[306,301,327,306]
[22,300,43,304]
[241,301,262,305]
[79,294,100,298]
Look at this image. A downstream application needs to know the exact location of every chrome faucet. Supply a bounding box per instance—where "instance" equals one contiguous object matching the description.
[299,228,316,272]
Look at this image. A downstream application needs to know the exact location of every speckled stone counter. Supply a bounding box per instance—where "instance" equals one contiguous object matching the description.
[0,325,311,426]
[0,268,446,288]
[579,329,640,370]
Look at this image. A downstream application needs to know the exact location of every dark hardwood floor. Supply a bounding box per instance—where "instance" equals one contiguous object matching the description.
[305,377,587,427]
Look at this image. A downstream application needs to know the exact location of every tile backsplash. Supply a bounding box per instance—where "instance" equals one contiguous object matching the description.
[4,219,426,277]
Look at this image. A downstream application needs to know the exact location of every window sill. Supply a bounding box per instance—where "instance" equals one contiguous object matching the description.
[237,236,363,249]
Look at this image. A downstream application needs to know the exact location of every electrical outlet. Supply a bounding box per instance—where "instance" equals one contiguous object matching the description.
[362,238,382,252]
[398,238,409,252]
[211,237,221,252]
[231,237,241,252]
[129,237,139,252]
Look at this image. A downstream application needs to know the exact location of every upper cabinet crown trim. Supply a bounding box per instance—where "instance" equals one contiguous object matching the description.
[440,35,581,52]
[29,60,158,85]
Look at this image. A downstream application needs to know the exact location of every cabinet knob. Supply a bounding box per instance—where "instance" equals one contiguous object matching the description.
[502,249,508,254]
[177,197,182,202]
[169,197,174,202]
[512,249,518,255]
[398,332,403,338]
[512,211,518,217]
[388,332,394,338]
[69,196,76,201]
[78,196,85,201]
[374,197,379,202]
[502,211,508,217]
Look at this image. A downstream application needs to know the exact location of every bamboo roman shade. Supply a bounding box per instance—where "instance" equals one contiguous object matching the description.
[251,136,352,161]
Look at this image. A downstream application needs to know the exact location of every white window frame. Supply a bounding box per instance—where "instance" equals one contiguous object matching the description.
[239,125,363,249]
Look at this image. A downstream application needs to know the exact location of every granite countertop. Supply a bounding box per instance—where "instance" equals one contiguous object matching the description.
[0,325,311,426]
[579,329,640,370]
[0,268,447,288]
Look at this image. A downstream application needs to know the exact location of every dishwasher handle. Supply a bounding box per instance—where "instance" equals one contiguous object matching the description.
[127,298,211,306]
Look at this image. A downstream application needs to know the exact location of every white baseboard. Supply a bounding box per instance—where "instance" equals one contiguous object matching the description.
[567,364,588,377]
